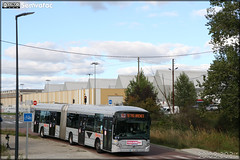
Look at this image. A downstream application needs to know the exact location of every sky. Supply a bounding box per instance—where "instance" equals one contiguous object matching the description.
[1,1,216,90]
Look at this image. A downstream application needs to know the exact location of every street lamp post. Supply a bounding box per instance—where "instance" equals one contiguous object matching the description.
[15,12,34,159]
[20,83,24,104]
[169,59,178,114]
[91,62,99,105]
[46,79,51,103]
[87,73,92,104]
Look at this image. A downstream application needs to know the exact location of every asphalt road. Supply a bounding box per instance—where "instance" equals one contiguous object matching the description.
[1,133,200,159]
[1,114,27,129]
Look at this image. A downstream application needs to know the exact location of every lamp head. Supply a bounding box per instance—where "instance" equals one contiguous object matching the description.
[16,12,35,19]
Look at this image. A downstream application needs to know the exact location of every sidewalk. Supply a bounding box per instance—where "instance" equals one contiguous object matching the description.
[180,148,239,159]
[1,134,239,159]
[153,143,239,159]
[1,135,107,159]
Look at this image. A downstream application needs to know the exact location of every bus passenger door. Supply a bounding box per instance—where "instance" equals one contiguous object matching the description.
[49,112,57,136]
[33,110,40,133]
[78,115,86,145]
[103,117,113,151]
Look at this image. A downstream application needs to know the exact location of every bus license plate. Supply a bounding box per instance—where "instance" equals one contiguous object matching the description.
[126,140,142,146]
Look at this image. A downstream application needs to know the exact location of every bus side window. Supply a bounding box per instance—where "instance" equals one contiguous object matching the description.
[94,114,103,133]
[86,116,94,131]
[45,111,50,123]
[35,110,40,121]
[40,111,45,123]
[56,112,61,125]
[67,113,79,128]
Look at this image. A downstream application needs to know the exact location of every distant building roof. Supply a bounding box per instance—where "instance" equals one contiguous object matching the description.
[1,89,43,98]
[155,70,207,87]
[115,75,136,88]
[115,75,155,89]
[63,82,88,91]
[86,79,117,89]
[44,84,64,92]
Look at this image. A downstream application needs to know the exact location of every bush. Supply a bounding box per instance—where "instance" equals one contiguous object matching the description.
[150,127,239,154]
[150,107,239,154]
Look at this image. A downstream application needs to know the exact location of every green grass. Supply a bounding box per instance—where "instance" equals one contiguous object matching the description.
[1,129,39,139]
[0,112,16,115]
[1,144,7,153]
[150,127,239,155]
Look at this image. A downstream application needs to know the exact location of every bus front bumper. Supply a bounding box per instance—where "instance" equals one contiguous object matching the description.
[111,140,150,153]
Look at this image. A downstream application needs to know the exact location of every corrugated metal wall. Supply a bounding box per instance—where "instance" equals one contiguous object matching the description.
[1,88,125,107]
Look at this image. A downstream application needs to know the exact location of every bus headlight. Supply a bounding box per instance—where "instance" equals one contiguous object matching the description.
[146,142,150,146]
[145,145,150,151]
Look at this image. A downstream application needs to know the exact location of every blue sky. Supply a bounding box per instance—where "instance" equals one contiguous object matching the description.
[1,1,215,90]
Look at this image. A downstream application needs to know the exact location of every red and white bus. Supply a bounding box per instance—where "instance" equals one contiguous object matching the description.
[32,103,151,153]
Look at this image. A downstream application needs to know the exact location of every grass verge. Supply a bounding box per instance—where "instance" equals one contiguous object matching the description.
[1,129,39,139]
[0,113,16,115]
[150,128,239,155]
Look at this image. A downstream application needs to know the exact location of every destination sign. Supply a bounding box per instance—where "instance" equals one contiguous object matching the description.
[120,113,145,118]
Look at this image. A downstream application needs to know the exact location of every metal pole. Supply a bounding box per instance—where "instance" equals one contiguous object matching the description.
[15,12,34,159]
[87,74,92,104]
[138,57,140,84]
[94,65,96,105]
[15,16,19,159]
[26,122,28,159]
[172,59,175,113]
[46,79,50,103]
[91,62,99,105]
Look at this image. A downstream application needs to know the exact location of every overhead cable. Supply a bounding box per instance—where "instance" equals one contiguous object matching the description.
[1,40,213,59]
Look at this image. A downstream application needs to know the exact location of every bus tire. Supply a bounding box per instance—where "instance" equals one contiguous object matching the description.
[69,133,74,145]
[95,139,102,153]
[40,127,45,138]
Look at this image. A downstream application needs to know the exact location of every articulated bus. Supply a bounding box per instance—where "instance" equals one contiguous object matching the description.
[32,103,151,153]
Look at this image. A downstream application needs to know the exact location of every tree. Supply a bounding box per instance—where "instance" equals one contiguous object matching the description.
[174,72,197,108]
[124,71,159,114]
[200,1,239,132]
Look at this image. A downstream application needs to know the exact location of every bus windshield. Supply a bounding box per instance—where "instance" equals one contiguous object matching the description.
[113,112,150,140]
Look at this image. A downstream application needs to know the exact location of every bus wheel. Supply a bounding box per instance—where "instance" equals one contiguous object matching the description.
[40,128,45,138]
[69,133,74,145]
[95,139,102,153]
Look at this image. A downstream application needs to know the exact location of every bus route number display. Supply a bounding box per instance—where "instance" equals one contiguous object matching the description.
[121,113,145,118]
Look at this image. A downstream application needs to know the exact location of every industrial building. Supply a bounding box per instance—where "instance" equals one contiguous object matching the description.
[1,70,207,111]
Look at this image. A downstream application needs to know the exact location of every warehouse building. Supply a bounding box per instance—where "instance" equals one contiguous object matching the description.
[1,70,207,111]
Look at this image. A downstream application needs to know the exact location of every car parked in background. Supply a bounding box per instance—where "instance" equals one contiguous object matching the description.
[206,104,219,111]
[161,106,180,114]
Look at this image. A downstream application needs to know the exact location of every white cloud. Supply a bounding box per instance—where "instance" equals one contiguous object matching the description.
[90,41,194,64]
[1,76,80,90]
[192,7,222,17]
[204,40,213,49]
[79,2,130,11]
[79,2,107,11]
[65,59,104,75]
[4,41,67,63]
[192,9,207,17]
[145,1,169,7]
[117,64,210,76]
[2,59,67,76]
[2,40,208,90]
[140,5,150,11]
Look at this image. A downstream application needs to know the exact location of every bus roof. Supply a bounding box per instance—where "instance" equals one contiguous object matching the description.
[67,104,148,116]
[33,103,148,116]
[33,103,65,112]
